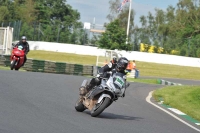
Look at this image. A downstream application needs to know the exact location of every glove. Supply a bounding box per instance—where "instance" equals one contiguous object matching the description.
[96,73,103,78]
[107,71,112,75]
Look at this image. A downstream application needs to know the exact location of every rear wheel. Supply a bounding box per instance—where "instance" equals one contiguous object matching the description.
[15,68,19,71]
[91,97,111,117]
[75,98,86,112]
[10,59,17,70]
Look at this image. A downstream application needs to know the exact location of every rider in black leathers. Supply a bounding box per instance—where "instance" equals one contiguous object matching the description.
[15,36,30,66]
[79,57,129,96]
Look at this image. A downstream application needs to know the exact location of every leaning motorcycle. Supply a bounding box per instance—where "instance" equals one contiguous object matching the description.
[10,45,25,70]
[75,71,130,117]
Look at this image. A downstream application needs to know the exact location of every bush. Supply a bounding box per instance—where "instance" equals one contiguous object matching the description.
[196,48,200,58]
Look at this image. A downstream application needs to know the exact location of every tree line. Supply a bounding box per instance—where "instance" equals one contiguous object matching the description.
[0,0,89,44]
[1,0,200,57]
[99,0,200,57]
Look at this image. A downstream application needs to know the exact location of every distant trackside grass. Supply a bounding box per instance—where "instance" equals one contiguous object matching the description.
[0,66,25,71]
[128,78,158,84]
[28,50,200,80]
[28,50,97,65]
[136,61,200,80]
[153,86,200,121]
[0,66,10,70]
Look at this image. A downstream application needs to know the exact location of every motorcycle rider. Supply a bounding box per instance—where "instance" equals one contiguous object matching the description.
[14,36,30,66]
[79,56,129,97]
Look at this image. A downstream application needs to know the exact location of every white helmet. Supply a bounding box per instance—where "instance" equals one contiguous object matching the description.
[21,36,27,40]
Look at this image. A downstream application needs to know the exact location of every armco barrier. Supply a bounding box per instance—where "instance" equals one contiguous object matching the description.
[157,79,182,86]
[0,55,93,76]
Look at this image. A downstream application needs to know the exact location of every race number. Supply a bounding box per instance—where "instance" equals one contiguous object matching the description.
[114,76,125,88]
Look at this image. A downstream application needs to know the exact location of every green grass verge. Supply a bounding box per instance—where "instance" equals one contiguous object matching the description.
[28,50,200,80]
[153,86,200,121]
[0,66,25,71]
[28,50,97,65]
[128,78,158,84]
[0,66,10,70]
[137,61,200,80]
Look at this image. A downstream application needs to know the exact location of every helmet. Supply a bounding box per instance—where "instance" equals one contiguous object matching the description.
[116,57,128,72]
[21,36,27,40]
[112,56,117,64]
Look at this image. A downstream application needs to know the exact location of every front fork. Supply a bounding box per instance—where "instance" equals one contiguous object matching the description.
[97,94,111,104]
[11,56,19,65]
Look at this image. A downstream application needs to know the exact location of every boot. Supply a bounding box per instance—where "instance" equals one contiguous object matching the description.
[79,86,88,96]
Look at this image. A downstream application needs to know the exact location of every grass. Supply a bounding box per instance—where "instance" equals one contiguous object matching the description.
[28,50,97,65]
[153,86,200,121]
[128,78,158,84]
[0,66,10,70]
[28,50,200,80]
[136,61,200,80]
[0,66,25,71]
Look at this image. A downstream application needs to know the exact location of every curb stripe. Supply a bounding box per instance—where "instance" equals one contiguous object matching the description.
[168,108,186,115]
[146,91,200,132]
[159,100,200,127]
[157,79,182,86]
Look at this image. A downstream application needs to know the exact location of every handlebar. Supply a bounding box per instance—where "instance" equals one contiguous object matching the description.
[13,47,25,51]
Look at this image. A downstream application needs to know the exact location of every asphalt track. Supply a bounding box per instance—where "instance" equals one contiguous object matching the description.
[0,70,199,133]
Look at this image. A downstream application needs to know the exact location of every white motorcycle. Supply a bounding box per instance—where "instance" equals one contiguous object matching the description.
[75,71,130,117]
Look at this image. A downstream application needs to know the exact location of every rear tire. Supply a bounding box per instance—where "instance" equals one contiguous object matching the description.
[10,60,17,70]
[75,98,86,112]
[91,97,111,117]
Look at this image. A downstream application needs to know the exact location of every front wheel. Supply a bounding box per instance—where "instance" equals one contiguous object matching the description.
[91,97,111,117]
[75,98,86,112]
[10,59,17,70]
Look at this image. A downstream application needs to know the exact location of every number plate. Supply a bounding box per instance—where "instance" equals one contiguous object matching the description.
[114,76,124,88]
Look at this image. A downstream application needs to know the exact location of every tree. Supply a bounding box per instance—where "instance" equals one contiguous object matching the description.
[0,0,17,21]
[132,26,140,51]
[98,19,130,50]
[0,6,9,22]
[90,35,100,46]
[133,0,200,57]
[107,0,135,42]
[107,0,121,22]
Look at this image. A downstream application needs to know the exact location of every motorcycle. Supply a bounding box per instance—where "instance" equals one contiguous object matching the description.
[10,45,25,70]
[75,70,130,117]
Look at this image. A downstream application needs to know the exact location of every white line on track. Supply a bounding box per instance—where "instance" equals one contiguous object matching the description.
[146,91,200,132]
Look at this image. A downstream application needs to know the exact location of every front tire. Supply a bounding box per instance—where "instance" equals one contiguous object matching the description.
[10,60,17,70]
[75,98,86,112]
[91,97,111,117]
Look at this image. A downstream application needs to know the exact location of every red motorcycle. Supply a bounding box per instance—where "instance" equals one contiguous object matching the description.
[10,45,25,70]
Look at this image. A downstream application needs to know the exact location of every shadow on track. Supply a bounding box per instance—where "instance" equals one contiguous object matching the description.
[84,111,143,121]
